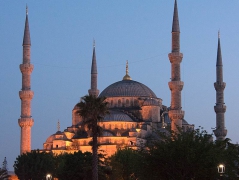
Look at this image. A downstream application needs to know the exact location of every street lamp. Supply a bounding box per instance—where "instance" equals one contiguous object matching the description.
[46,174,52,180]
[217,164,225,178]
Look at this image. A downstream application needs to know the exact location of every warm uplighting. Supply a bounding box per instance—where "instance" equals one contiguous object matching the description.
[217,164,225,176]
[46,174,52,180]
[136,128,141,133]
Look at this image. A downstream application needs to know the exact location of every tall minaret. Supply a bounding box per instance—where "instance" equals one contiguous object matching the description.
[168,0,184,133]
[213,32,227,140]
[88,40,99,96]
[18,7,34,154]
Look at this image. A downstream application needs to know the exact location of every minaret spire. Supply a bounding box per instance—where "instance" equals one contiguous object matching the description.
[57,120,60,132]
[213,33,227,140]
[168,0,184,133]
[172,0,180,33]
[18,7,34,154]
[88,40,99,96]
[23,6,31,46]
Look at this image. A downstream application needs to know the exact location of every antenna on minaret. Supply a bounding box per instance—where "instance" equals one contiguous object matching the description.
[26,5,28,15]
[218,30,220,39]
[57,120,60,132]
[93,38,95,48]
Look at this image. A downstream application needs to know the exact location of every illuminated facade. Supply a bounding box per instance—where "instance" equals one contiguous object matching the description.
[42,0,194,156]
[18,1,196,156]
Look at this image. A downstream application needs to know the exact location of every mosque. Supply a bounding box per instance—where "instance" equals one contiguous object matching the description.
[18,0,227,156]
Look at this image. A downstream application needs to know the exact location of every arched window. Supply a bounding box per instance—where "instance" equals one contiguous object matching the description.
[126,99,130,107]
[118,99,122,107]
[134,99,138,106]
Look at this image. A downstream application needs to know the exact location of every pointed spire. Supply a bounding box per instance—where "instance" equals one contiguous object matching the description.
[91,39,97,74]
[123,60,132,80]
[23,5,31,45]
[172,0,180,32]
[88,39,99,96]
[57,120,60,132]
[217,31,223,66]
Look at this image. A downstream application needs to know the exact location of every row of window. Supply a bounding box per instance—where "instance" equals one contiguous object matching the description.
[101,123,136,129]
[109,99,139,107]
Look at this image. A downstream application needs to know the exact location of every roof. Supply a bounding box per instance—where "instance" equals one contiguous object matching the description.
[99,79,157,98]
[103,110,134,122]
[143,98,159,106]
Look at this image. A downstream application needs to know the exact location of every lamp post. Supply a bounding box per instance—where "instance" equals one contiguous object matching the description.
[46,174,52,180]
[217,164,225,179]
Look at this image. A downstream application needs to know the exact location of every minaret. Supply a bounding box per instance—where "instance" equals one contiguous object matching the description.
[18,7,34,154]
[88,40,99,96]
[168,0,184,133]
[213,32,227,140]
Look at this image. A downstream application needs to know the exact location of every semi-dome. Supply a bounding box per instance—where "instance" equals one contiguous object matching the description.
[99,79,157,98]
[103,110,133,122]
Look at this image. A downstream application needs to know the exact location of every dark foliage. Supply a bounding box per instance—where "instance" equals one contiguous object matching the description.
[0,168,9,180]
[14,150,55,180]
[109,128,239,180]
[56,151,92,180]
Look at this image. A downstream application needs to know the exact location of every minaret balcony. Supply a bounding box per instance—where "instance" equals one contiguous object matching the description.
[88,89,99,97]
[168,110,184,121]
[213,128,227,139]
[168,52,183,64]
[214,104,226,113]
[18,117,34,127]
[20,64,34,74]
[168,81,184,91]
[19,90,34,100]
[214,82,226,91]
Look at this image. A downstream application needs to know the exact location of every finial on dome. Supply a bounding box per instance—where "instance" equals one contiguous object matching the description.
[123,60,132,80]
[57,120,60,131]
[126,60,129,74]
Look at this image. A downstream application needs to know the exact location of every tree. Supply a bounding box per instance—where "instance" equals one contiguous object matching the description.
[56,151,92,180]
[56,151,109,180]
[143,128,239,180]
[14,150,55,180]
[109,148,142,180]
[0,157,9,180]
[0,168,9,180]
[76,95,109,180]
[2,157,7,171]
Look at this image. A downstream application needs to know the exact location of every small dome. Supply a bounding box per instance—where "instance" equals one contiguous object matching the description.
[182,119,189,125]
[103,110,133,122]
[46,135,55,143]
[99,80,157,98]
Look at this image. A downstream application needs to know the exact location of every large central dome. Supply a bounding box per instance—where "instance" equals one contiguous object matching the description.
[99,79,157,98]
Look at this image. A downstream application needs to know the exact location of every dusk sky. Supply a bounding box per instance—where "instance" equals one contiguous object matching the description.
[1,1,239,170]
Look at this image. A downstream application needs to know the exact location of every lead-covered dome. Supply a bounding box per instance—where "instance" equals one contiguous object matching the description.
[103,110,133,122]
[99,79,157,98]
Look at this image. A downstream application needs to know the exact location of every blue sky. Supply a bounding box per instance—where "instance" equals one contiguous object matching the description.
[1,0,239,170]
